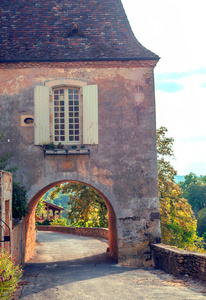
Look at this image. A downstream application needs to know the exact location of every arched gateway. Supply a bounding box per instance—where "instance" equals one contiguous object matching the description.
[0,0,161,267]
[24,176,118,262]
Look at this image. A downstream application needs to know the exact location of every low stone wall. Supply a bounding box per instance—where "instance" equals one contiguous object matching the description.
[36,225,109,240]
[152,243,206,281]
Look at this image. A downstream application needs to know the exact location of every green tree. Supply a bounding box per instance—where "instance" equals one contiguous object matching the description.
[197,208,206,236]
[157,127,199,248]
[179,172,206,216]
[51,182,108,228]
[35,197,46,218]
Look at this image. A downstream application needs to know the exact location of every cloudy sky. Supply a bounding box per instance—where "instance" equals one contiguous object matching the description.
[122,0,206,175]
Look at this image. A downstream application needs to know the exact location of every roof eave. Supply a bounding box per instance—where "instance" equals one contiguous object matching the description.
[0,56,160,64]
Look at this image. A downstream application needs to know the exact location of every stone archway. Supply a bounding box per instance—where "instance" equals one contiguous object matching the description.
[23,180,118,262]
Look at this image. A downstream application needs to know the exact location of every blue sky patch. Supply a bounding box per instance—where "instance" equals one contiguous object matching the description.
[155,68,206,81]
[155,81,184,93]
[201,83,206,88]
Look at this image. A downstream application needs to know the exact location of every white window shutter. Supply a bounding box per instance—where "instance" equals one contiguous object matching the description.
[83,85,98,144]
[34,85,50,145]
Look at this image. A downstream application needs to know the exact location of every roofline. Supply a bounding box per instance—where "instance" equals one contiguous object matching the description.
[0,56,160,64]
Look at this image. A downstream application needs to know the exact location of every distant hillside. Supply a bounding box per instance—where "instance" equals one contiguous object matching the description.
[174,175,185,183]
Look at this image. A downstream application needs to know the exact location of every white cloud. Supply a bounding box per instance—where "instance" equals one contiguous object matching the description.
[122,0,206,175]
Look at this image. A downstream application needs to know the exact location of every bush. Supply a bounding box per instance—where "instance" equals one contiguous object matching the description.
[35,219,51,226]
[50,218,68,226]
[12,182,28,220]
[0,249,23,300]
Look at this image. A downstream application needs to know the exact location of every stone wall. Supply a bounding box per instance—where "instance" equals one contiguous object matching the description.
[0,60,161,267]
[36,225,109,240]
[152,244,206,282]
[11,222,24,264]
[0,171,12,249]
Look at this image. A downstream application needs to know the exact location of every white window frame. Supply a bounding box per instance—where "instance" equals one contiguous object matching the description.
[52,86,82,144]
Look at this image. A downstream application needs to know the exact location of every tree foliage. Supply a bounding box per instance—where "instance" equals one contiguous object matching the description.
[179,172,206,215]
[51,182,108,228]
[35,197,46,218]
[157,127,199,248]
[12,182,28,220]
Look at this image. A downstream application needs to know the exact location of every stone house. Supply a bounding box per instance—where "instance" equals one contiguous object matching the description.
[0,0,161,267]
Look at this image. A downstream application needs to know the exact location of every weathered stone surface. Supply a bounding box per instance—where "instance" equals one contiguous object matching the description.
[0,60,160,266]
[152,244,206,282]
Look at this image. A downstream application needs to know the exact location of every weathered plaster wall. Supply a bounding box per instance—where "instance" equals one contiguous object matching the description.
[0,61,161,267]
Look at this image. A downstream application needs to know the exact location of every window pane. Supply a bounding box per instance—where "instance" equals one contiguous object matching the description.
[75,118,79,123]
[60,101,64,106]
[75,124,79,129]
[69,136,74,141]
[55,125,59,129]
[54,90,58,95]
[75,136,79,141]
[60,124,65,129]
[69,101,73,105]
[69,130,73,135]
[74,106,79,111]
[69,107,73,112]
[60,89,64,94]
[60,113,64,117]
[60,136,65,141]
[54,95,59,100]
[54,107,59,111]
[55,136,59,141]
[69,124,73,129]
[69,112,74,117]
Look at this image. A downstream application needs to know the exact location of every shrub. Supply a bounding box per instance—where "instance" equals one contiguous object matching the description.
[0,249,23,300]
[35,219,51,226]
[50,218,68,226]
[12,182,28,220]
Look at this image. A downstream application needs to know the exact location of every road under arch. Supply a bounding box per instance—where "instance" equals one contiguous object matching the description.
[23,180,118,262]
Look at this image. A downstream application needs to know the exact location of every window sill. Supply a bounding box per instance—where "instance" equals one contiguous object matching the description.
[43,148,90,157]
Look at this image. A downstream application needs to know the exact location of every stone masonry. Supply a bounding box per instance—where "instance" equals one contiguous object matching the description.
[0,0,161,267]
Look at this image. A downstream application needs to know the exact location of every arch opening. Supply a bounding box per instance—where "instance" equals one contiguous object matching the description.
[23,180,118,263]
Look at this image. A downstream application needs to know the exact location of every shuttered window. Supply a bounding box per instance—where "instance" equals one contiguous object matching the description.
[34,85,50,145]
[34,84,98,145]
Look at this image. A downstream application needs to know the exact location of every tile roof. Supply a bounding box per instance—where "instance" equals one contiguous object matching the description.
[0,0,159,62]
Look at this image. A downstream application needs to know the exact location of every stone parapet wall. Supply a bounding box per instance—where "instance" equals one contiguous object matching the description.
[36,225,108,240]
[152,244,206,282]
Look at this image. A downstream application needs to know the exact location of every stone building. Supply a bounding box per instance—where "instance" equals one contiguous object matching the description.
[0,0,161,266]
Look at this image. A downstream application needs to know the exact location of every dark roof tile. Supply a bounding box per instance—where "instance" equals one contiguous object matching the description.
[0,0,159,62]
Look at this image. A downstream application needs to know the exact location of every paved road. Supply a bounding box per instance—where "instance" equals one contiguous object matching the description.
[20,231,206,300]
